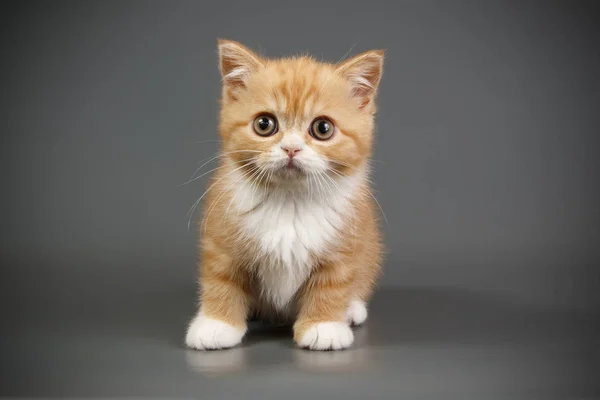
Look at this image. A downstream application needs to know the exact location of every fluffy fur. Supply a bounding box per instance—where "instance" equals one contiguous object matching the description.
[186,40,384,351]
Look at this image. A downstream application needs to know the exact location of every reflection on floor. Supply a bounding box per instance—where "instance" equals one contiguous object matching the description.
[2,287,599,398]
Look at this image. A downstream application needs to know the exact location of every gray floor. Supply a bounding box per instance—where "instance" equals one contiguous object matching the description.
[2,259,599,399]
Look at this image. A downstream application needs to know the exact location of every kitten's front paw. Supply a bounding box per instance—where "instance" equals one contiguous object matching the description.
[297,321,354,351]
[185,313,246,350]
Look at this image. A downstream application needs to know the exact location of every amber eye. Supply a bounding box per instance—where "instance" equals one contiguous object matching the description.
[310,117,335,140]
[253,114,278,136]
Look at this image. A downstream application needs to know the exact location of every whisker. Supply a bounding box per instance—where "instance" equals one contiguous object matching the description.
[335,41,359,66]
[322,171,341,192]
[368,190,389,226]
[179,156,257,187]
[308,171,323,201]
[317,171,328,201]
[186,162,250,230]
[186,150,263,182]
[246,166,271,229]
[307,169,313,202]
[194,139,221,145]
[238,164,264,219]
[327,162,375,185]
[203,166,259,234]
[319,171,336,199]
[328,167,389,227]
[328,159,369,172]
[222,164,261,223]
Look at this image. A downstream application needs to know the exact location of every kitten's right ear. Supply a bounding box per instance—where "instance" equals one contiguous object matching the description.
[217,39,263,93]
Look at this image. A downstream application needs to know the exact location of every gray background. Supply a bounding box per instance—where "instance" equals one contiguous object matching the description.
[1,0,599,398]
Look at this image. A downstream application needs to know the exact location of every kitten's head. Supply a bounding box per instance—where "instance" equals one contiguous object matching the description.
[217,39,384,186]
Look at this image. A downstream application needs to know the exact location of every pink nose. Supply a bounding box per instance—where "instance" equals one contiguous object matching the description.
[281,146,301,158]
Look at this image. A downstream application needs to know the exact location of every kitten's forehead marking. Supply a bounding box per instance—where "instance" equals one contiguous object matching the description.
[265,59,334,124]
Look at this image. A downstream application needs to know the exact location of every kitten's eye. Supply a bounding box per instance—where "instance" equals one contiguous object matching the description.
[310,117,335,140]
[253,114,278,137]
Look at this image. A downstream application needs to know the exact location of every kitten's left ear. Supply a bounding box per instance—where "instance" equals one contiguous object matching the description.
[217,39,264,94]
[335,50,384,107]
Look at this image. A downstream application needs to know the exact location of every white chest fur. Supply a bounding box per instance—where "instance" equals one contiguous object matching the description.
[228,168,364,310]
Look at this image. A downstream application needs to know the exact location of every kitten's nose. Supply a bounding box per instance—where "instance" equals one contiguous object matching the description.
[281,146,302,158]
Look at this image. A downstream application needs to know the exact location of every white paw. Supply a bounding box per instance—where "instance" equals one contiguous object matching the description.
[185,313,246,350]
[298,321,354,351]
[346,299,368,326]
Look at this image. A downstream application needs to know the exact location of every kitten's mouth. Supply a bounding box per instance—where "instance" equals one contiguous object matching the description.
[275,160,305,179]
[285,160,301,170]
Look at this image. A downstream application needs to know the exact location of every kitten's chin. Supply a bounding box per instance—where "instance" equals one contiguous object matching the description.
[271,165,308,185]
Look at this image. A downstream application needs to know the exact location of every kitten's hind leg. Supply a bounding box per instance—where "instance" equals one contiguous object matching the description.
[347,252,382,327]
[346,299,368,326]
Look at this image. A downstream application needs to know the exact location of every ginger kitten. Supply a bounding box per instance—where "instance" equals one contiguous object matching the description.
[185,39,384,351]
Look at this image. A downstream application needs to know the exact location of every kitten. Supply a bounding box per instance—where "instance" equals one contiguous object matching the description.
[185,39,384,351]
